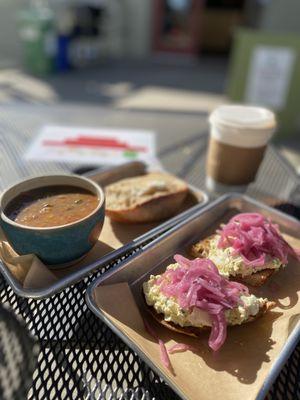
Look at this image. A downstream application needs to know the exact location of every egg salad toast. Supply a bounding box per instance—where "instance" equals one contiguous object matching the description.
[190,234,282,287]
[189,213,297,287]
[143,255,274,351]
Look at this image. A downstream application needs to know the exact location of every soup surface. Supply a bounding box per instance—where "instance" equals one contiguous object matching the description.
[5,185,99,227]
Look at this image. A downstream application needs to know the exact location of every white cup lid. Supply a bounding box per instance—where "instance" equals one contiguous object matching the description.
[209,105,276,148]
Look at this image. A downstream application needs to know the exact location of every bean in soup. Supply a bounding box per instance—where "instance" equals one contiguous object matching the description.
[5,186,99,227]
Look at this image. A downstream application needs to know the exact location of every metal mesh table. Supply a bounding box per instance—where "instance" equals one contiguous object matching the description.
[0,105,300,400]
[0,304,38,400]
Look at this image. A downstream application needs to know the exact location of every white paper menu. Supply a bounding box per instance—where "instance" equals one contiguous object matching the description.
[25,125,157,166]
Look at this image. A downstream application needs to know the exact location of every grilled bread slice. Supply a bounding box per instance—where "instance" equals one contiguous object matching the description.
[105,172,188,223]
[190,234,283,287]
[146,300,274,338]
[143,263,275,340]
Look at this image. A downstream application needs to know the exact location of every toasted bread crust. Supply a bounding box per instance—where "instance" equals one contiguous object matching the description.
[233,269,276,287]
[146,301,274,338]
[105,173,188,223]
[189,235,214,259]
[106,190,187,223]
[190,235,282,287]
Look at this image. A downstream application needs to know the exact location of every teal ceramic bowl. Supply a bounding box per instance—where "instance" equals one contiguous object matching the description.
[0,174,105,267]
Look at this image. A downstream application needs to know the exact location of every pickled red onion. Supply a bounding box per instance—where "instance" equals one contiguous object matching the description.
[154,256,249,351]
[168,343,195,354]
[143,317,158,339]
[143,318,171,370]
[159,339,171,370]
[217,213,299,267]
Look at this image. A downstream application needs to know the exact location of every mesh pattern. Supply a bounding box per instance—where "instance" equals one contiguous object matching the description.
[1,234,300,400]
[268,346,300,400]
[0,305,37,400]
[0,108,300,399]
[0,249,181,400]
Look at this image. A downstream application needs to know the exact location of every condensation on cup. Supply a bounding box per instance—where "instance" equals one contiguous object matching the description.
[206,105,277,194]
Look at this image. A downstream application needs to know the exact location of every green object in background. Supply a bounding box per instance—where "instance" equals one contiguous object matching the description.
[18,6,56,76]
[227,28,300,138]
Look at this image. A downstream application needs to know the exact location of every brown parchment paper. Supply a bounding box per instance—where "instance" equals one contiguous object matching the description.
[0,191,199,291]
[93,233,300,400]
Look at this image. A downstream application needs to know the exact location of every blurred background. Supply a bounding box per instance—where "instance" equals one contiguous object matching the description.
[1,0,300,171]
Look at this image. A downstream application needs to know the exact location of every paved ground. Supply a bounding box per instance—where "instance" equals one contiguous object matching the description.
[0,56,228,106]
[0,55,299,173]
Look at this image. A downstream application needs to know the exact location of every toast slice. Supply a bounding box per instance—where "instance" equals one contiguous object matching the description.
[105,172,188,223]
[190,234,283,287]
[146,300,274,338]
[143,259,275,350]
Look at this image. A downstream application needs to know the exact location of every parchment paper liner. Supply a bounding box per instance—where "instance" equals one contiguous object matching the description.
[93,233,300,400]
[0,190,199,290]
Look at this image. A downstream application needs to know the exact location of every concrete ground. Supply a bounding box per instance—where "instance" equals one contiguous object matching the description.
[0,55,299,173]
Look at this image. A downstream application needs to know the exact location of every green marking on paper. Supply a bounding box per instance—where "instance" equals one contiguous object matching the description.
[123,151,138,158]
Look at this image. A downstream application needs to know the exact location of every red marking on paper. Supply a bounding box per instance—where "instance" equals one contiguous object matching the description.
[43,135,146,152]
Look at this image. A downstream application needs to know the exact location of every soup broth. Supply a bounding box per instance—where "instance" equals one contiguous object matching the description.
[5,185,99,228]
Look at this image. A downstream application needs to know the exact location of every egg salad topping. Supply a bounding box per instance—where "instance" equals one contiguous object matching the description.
[139,180,168,196]
[143,264,267,328]
[206,235,283,278]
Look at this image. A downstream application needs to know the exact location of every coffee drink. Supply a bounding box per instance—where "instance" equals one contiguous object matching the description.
[206,105,276,192]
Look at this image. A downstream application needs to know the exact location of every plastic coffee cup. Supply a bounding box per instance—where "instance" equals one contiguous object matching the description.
[206,105,276,193]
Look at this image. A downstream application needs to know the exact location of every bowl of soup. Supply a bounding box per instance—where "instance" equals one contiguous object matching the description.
[0,174,105,266]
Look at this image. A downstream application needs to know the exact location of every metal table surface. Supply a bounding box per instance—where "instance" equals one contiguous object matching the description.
[0,104,300,400]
